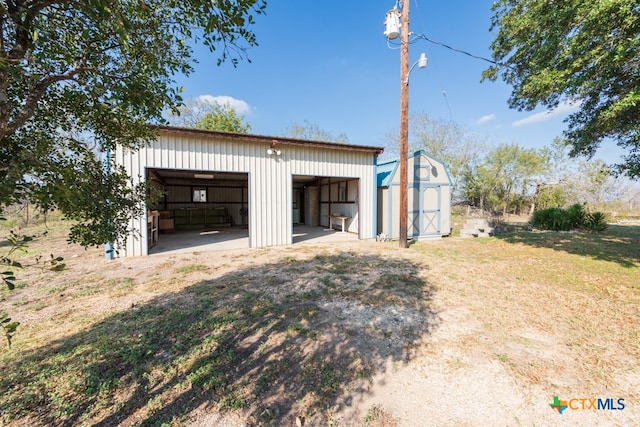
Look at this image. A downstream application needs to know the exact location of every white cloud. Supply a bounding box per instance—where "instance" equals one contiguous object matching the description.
[512,100,582,127]
[475,114,496,125]
[196,94,252,115]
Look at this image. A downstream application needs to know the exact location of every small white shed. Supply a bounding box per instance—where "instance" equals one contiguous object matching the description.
[114,126,383,256]
[377,150,452,240]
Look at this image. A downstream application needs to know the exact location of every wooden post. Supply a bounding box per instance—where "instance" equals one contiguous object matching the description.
[399,1,409,248]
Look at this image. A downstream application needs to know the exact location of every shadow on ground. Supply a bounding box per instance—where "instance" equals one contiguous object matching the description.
[1,252,438,426]
[494,224,640,268]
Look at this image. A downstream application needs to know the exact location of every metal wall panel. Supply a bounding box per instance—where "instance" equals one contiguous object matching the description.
[115,131,378,256]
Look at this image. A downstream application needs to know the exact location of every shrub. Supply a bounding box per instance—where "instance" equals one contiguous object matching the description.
[550,207,569,231]
[584,211,609,233]
[565,203,587,229]
[531,207,567,231]
[531,204,608,233]
[531,207,553,230]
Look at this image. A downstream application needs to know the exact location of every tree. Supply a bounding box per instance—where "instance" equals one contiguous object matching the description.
[533,138,576,210]
[402,113,487,200]
[284,121,349,143]
[166,96,252,130]
[196,103,252,133]
[484,0,640,178]
[167,97,218,128]
[464,144,549,215]
[1,0,266,247]
[534,138,621,211]
[574,159,614,207]
[1,1,265,345]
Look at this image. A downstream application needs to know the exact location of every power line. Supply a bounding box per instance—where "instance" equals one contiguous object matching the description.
[409,33,504,67]
[385,2,508,125]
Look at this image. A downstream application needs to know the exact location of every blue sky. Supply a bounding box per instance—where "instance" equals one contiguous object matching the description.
[173,0,622,164]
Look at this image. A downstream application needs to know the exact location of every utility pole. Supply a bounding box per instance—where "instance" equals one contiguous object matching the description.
[398,0,409,248]
[384,1,425,248]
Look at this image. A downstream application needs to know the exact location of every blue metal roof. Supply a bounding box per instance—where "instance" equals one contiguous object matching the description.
[377,159,398,188]
[376,150,453,187]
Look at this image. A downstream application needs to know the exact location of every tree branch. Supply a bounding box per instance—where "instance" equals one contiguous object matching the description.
[3,66,82,139]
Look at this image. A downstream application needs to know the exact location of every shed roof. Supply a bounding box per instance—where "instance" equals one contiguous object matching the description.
[377,149,452,188]
[377,159,398,187]
[156,126,385,154]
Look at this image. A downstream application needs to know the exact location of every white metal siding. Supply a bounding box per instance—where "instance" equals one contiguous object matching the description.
[115,132,378,256]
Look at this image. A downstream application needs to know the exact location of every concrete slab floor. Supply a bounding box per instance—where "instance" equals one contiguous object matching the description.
[148,225,359,256]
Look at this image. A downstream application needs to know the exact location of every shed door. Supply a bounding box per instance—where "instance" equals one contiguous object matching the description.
[408,184,441,238]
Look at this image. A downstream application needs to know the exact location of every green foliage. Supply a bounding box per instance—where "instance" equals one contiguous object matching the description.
[530,208,554,230]
[536,185,570,211]
[1,0,266,247]
[531,203,608,232]
[531,139,625,212]
[565,203,587,229]
[1,222,68,346]
[584,211,609,233]
[195,103,252,133]
[485,0,640,177]
[400,113,487,200]
[463,143,549,214]
[531,205,581,231]
[0,312,19,347]
[0,225,21,346]
[1,230,31,290]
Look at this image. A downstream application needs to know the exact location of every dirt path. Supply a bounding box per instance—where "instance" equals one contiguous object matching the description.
[181,240,637,426]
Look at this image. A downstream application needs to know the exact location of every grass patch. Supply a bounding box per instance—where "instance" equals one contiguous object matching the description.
[174,264,209,274]
[106,277,135,297]
[364,403,397,426]
[495,224,640,270]
[413,223,640,395]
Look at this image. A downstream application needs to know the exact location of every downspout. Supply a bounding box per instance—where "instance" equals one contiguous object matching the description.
[372,154,378,239]
[104,145,115,260]
[327,177,331,226]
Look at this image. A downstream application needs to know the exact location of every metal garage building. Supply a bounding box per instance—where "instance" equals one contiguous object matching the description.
[114,126,383,256]
[377,150,452,240]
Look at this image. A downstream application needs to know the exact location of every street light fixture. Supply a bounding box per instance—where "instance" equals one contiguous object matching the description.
[406,53,428,84]
[384,1,426,248]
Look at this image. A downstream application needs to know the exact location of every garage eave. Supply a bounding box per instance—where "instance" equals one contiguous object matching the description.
[154,125,384,155]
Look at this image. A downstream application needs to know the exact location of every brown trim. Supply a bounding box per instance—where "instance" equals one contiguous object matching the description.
[154,125,384,155]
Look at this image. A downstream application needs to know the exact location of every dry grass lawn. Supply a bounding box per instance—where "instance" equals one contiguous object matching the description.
[1,215,638,426]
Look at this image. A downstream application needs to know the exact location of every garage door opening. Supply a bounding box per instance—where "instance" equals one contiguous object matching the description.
[146,168,249,254]
[292,175,360,244]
